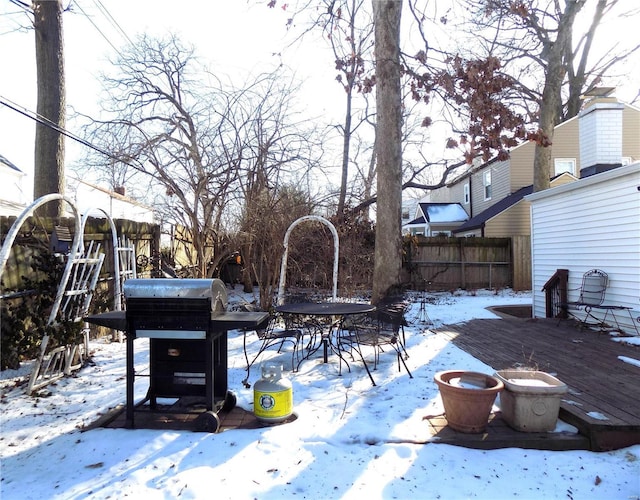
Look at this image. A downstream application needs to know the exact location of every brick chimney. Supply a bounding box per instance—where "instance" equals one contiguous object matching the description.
[578,89,624,178]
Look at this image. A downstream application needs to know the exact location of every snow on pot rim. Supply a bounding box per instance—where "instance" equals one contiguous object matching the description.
[434,370,504,393]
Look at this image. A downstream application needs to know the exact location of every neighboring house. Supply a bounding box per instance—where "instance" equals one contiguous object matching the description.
[427,93,640,238]
[401,197,420,230]
[453,172,577,237]
[0,156,155,223]
[526,161,640,334]
[404,202,469,236]
[66,176,155,223]
[0,154,27,216]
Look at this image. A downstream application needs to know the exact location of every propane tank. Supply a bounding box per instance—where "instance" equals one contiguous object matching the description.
[253,363,293,423]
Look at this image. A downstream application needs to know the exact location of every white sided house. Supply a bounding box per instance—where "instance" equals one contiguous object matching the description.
[66,176,155,223]
[527,162,640,335]
[0,154,28,216]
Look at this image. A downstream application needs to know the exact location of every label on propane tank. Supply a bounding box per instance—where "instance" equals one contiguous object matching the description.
[254,388,292,419]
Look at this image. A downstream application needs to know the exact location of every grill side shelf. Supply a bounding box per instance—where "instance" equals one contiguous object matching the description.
[85,310,270,333]
[210,312,270,330]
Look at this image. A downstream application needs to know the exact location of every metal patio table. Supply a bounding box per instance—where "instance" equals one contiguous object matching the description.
[274,302,376,374]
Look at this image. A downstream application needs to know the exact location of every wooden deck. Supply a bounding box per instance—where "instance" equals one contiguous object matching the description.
[87,311,639,452]
[433,315,640,451]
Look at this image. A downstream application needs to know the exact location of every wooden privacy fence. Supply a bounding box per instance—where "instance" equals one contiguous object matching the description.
[404,236,531,291]
[0,216,160,294]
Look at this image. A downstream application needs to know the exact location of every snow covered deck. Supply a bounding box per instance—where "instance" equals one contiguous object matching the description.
[435,316,640,451]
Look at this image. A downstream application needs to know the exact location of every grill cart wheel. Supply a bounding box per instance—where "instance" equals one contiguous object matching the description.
[221,391,237,413]
[195,411,220,433]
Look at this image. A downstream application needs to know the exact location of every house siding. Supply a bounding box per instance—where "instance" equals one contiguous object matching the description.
[507,141,534,190]
[471,160,509,216]
[548,118,581,169]
[428,185,449,203]
[484,201,530,237]
[451,181,470,214]
[508,118,581,190]
[527,163,640,334]
[423,101,638,244]
[483,173,577,237]
[66,177,155,223]
[430,179,469,208]
[0,159,27,215]
[622,105,640,162]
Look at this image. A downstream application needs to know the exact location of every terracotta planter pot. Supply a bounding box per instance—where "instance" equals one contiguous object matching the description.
[434,370,504,433]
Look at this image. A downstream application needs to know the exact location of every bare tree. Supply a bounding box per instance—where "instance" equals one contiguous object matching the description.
[228,75,324,300]
[239,184,316,310]
[531,0,583,191]
[81,34,322,279]
[462,1,639,118]
[317,0,376,216]
[449,0,639,191]
[269,0,528,299]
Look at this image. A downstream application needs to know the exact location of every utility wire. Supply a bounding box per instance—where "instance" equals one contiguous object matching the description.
[92,0,135,47]
[8,0,30,10]
[0,95,132,167]
[73,0,122,55]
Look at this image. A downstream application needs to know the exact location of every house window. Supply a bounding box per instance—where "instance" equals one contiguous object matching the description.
[463,183,470,205]
[483,171,492,200]
[554,158,576,176]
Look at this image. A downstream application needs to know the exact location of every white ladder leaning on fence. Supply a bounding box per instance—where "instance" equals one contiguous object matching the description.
[0,194,136,394]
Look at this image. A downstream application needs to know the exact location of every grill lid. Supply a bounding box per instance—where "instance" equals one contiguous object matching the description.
[123,278,228,312]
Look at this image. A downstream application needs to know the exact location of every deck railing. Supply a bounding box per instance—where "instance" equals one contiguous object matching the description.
[542,269,569,318]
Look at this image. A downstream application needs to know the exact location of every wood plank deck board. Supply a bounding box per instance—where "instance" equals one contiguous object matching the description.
[433,316,640,450]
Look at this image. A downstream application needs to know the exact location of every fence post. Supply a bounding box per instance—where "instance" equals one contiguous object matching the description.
[459,238,466,288]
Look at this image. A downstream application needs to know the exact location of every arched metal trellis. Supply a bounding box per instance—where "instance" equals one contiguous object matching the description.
[277,215,339,305]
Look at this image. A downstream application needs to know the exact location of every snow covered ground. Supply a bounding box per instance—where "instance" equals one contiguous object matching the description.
[1,288,639,499]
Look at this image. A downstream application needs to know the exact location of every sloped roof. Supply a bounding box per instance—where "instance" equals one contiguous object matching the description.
[453,185,533,233]
[419,202,469,223]
[405,215,426,226]
[453,172,579,234]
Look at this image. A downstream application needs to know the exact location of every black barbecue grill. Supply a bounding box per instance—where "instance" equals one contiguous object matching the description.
[86,278,269,432]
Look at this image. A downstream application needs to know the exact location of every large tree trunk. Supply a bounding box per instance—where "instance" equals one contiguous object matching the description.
[33,0,66,217]
[371,0,402,304]
[532,0,584,192]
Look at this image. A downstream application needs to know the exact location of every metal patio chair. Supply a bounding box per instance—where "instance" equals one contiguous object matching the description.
[242,314,302,387]
[562,269,638,334]
[338,310,413,386]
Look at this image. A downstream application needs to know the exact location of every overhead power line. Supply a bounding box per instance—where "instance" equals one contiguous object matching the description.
[92,0,135,46]
[8,0,30,10]
[73,0,122,55]
[0,94,132,167]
